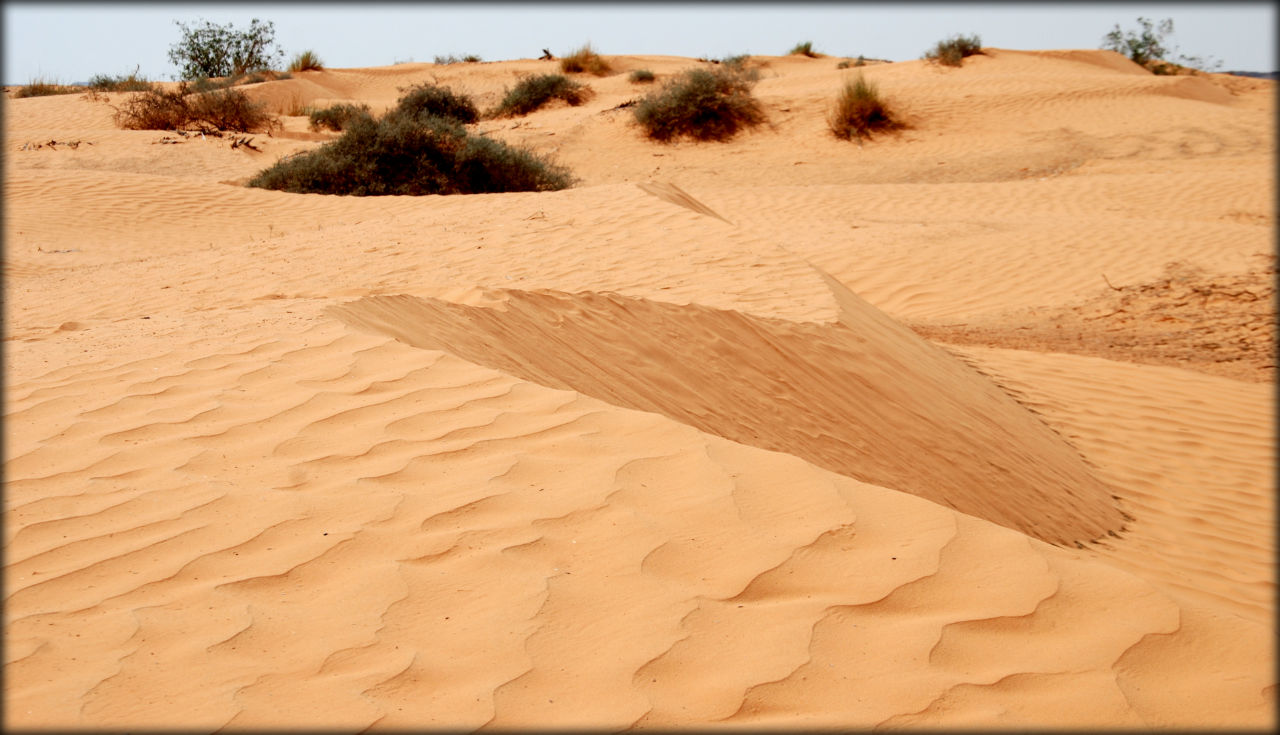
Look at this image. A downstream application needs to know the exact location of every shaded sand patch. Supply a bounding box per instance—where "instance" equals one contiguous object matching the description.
[330,278,1123,547]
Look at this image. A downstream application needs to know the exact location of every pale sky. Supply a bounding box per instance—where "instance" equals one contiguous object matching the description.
[4,2,1275,86]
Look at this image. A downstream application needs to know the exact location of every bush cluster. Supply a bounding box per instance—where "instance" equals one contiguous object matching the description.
[308,102,372,131]
[632,65,765,142]
[828,73,904,142]
[559,44,612,76]
[490,74,591,117]
[248,84,573,196]
[923,34,983,66]
[113,82,278,133]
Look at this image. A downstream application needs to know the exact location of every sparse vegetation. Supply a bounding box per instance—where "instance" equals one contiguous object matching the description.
[837,56,867,70]
[489,73,591,117]
[633,65,765,142]
[247,109,573,196]
[168,18,285,80]
[388,82,479,125]
[923,34,983,67]
[1102,17,1223,74]
[629,69,656,83]
[790,41,819,58]
[112,82,279,133]
[86,66,155,93]
[288,50,324,72]
[308,102,372,131]
[434,54,483,64]
[559,44,612,76]
[12,77,80,98]
[828,73,904,142]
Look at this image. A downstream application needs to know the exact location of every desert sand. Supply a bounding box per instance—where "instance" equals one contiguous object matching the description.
[4,48,1274,729]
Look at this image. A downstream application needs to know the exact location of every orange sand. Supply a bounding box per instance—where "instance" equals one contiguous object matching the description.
[4,49,1274,729]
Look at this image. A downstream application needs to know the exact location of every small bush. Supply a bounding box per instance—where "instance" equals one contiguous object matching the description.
[836,56,867,70]
[828,73,904,142]
[113,82,278,133]
[560,44,612,76]
[490,73,591,117]
[720,54,751,68]
[790,41,818,57]
[388,82,479,125]
[633,65,765,142]
[247,113,573,196]
[923,34,983,66]
[629,69,656,83]
[87,66,155,93]
[13,77,80,98]
[308,102,372,131]
[289,50,324,72]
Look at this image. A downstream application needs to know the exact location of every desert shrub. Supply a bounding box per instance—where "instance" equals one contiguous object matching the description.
[560,44,612,76]
[289,50,324,72]
[388,82,479,125]
[828,73,904,142]
[632,65,765,142]
[308,102,372,131]
[629,69,656,83]
[13,77,80,98]
[247,113,573,196]
[113,82,278,133]
[1101,17,1223,73]
[434,54,483,64]
[923,34,983,66]
[87,66,155,92]
[489,73,590,117]
[837,56,867,70]
[720,54,751,68]
[168,18,284,79]
[790,41,818,57]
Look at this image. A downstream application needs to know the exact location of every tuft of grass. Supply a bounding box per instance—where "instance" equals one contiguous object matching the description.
[629,69,656,83]
[633,65,765,143]
[308,102,372,131]
[789,41,819,57]
[87,65,155,93]
[489,73,591,117]
[113,82,279,133]
[247,113,573,196]
[559,43,613,76]
[923,34,983,67]
[13,77,80,98]
[289,50,324,72]
[828,72,904,142]
[388,82,479,125]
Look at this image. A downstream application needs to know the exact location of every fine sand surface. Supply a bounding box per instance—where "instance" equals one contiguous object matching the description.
[4,49,1274,729]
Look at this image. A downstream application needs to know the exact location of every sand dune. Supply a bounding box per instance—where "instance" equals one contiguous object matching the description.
[4,48,1274,729]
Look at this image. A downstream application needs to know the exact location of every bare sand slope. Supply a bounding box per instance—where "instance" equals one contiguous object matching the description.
[4,48,1274,729]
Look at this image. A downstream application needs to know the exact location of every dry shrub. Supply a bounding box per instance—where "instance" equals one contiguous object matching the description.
[13,77,80,98]
[288,50,324,72]
[633,65,765,142]
[560,44,612,76]
[489,74,591,117]
[789,41,819,57]
[828,73,904,142]
[113,83,278,133]
[308,102,371,131]
[629,69,656,83]
[923,34,983,66]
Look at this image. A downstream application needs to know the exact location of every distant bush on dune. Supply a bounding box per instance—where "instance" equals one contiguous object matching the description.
[112,82,278,133]
[249,87,573,196]
[87,66,155,93]
[489,73,591,117]
[13,77,80,98]
[633,65,765,142]
[629,69,656,83]
[434,54,483,64]
[559,44,612,76]
[308,102,372,131]
[923,34,983,67]
[789,41,819,57]
[828,72,905,142]
[288,50,324,72]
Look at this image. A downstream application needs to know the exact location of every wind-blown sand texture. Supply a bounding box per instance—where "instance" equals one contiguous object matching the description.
[4,49,1274,729]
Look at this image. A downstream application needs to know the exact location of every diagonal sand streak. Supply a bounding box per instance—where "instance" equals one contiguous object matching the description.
[636,181,733,224]
[329,276,1123,547]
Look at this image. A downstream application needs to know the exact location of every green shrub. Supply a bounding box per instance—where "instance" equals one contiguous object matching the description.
[560,44,612,76]
[388,82,479,125]
[13,77,80,98]
[168,18,284,79]
[789,41,818,57]
[828,73,904,142]
[113,82,278,133]
[289,50,324,72]
[86,66,155,93]
[247,113,573,196]
[923,34,983,66]
[308,102,372,131]
[632,65,765,142]
[629,69,656,83]
[489,73,591,117]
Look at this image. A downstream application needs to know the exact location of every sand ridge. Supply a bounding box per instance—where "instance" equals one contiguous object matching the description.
[4,47,1275,729]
